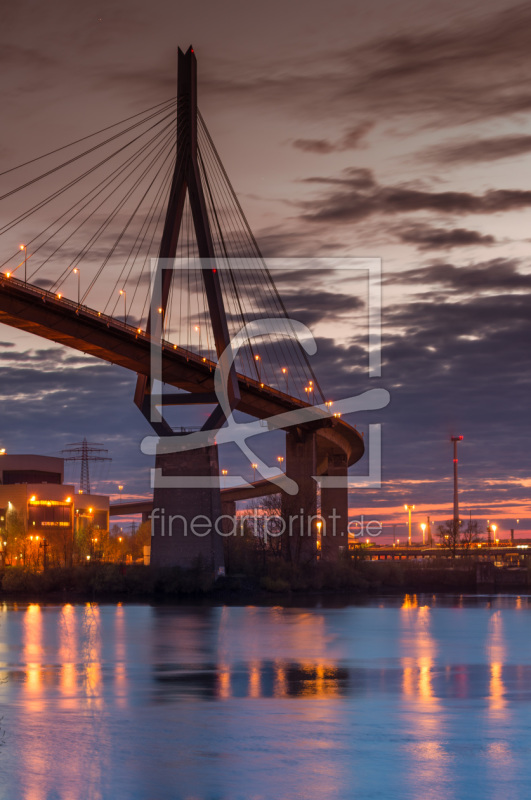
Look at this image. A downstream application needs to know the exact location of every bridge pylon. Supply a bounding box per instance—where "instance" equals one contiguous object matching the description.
[137,46,239,574]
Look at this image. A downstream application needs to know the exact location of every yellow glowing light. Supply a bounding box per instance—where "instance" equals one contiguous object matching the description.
[66,497,72,503]
[30,499,69,506]
[30,495,36,502]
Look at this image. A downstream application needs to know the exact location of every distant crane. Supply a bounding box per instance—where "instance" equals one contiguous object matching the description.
[61,438,111,495]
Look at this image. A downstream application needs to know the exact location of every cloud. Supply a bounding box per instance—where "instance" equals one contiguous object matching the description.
[292,122,374,154]
[190,2,531,131]
[297,167,531,225]
[397,225,496,251]
[425,134,531,165]
[384,258,531,294]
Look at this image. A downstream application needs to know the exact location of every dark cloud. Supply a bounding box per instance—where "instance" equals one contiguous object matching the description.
[385,258,531,294]
[195,2,531,131]
[0,339,154,495]
[292,122,374,154]
[397,225,496,251]
[281,289,365,328]
[425,134,531,165]
[298,167,531,224]
[347,289,531,513]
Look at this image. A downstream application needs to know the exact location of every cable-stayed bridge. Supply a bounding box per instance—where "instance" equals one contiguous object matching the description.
[0,47,378,570]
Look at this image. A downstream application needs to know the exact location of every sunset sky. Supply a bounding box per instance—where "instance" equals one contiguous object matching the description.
[1,0,530,539]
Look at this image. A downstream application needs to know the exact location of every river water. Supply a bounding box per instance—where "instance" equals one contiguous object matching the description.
[1,595,531,800]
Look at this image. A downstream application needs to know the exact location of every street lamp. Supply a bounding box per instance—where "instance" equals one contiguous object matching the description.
[73,267,80,305]
[194,325,201,353]
[420,522,426,546]
[19,244,27,283]
[118,485,123,503]
[277,456,284,469]
[221,468,228,488]
[404,504,415,546]
[281,367,288,393]
[492,523,497,545]
[251,463,258,482]
[451,435,463,539]
[119,289,127,324]
[254,354,261,382]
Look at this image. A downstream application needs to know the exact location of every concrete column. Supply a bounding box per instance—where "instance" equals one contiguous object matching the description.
[320,451,349,561]
[150,442,225,575]
[281,428,317,564]
[221,499,237,575]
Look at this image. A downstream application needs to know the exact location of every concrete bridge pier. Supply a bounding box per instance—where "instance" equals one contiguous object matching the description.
[150,443,225,574]
[281,427,318,564]
[320,452,349,560]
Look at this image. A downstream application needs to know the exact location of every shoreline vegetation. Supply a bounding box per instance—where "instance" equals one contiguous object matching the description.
[0,553,529,601]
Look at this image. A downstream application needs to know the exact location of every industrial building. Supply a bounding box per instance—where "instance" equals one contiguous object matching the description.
[0,454,109,562]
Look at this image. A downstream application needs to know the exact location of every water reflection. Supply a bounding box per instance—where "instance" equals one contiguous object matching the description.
[399,596,452,800]
[59,603,77,699]
[488,610,506,715]
[23,604,43,702]
[2,599,531,800]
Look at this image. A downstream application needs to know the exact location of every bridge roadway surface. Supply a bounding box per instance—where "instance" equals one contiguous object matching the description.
[0,275,364,473]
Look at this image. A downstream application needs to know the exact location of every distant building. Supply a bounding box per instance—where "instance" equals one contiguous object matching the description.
[0,454,109,562]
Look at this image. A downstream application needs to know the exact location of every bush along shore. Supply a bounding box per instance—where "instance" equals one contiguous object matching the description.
[0,554,525,600]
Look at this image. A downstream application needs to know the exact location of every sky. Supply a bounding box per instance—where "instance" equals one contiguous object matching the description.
[1,0,530,540]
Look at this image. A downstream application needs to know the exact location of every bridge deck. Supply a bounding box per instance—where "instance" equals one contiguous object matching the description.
[0,275,364,468]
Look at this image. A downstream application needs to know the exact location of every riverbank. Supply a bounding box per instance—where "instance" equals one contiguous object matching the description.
[1,558,527,601]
